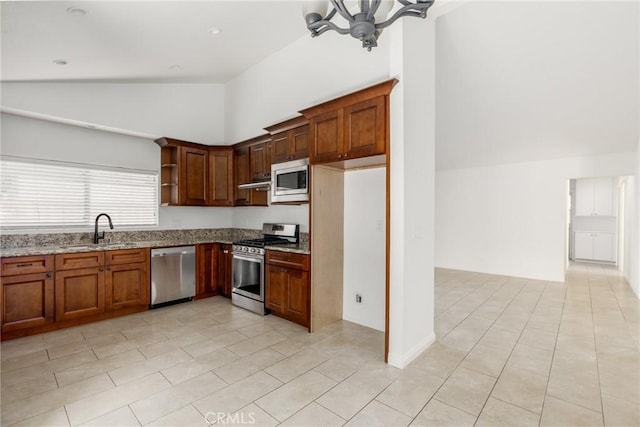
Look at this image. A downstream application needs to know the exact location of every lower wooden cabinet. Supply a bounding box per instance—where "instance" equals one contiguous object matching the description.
[106,262,149,311]
[1,272,55,333]
[265,251,310,328]
[217,244,233,298]
[55,267,106,321]
[196,243,219,299]
[1,249,149,339]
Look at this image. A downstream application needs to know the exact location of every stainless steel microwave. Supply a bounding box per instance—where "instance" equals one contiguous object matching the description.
[271,158,309,204]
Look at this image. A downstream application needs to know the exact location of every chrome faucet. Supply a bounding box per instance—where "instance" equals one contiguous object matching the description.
[93,213,114,244]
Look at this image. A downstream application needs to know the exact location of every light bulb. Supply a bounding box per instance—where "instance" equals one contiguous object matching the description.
[373,0,394,22]
[302,1,328,18]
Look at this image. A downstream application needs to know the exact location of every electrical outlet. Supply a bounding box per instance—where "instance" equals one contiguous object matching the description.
[356,294,362,303]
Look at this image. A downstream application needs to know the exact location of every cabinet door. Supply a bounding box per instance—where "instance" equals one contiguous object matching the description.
[105,262,149,311]
[55,268,105,321]
[592,178,614,216]
[574,179,595,216]
[1,273,54,333]
[290,125,310,160]
[179,146,208,206]
[272,132,291,164]
[310,110,343,164]
[265,265,286,313]
[574,232,594,260]
[209,148,234,206]
[593,233,615,262]
[196,244,218,299]
[234,146,251,206]
[343,96,386,160]
[217,244,233,298]
[285,268,310,327]
[250,142,270,181]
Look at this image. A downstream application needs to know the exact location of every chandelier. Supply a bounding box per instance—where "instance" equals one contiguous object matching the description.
[304,0,435,51]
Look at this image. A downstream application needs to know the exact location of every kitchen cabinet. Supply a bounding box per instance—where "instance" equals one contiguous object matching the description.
[196,243,219,299]
[574,231,615,262]
[300,80,395,165]
[0,255,55,334]
[265,116,310,164]
[209,147,234,206]
[157,138,208,206]
[233,136,268,207]
[250,136,272,181]
[217,244,233,298]
[575,177,615,216]
[55,249,149,321]
[104,249,149,311]
[265,251,310,328]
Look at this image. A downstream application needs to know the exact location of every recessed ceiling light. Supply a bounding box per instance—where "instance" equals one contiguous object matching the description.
[169,64,181,70]
[207,27,222,35]
[66,7,86,16]
[53,59,68,65]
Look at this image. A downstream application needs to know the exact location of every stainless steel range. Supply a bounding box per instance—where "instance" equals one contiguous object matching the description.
[231,223,299,315]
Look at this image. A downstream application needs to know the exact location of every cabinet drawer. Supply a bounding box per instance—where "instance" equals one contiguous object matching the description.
[106,248,148,266]
[1,255,54,276]
[266,251,310,271]
[55,252,104,271]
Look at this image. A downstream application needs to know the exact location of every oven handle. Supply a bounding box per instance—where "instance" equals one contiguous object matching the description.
[232,253,264,263]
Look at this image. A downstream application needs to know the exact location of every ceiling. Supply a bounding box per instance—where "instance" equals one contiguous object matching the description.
[2,1,638,170]
[1,1,309,83]
[435,1,639,170]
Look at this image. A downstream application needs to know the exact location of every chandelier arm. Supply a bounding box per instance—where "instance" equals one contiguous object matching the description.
[325,8,338,20]
[308,19,352,35]
[367,0,382,20]
[329,0,355,21]
[374,2,433,29]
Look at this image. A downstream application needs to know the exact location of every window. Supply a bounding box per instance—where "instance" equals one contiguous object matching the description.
[0,156,158,230]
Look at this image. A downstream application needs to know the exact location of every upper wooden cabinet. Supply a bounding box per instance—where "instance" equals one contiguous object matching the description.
[157,138,208,206]
[233,135,269,207]
[264,116,310,164]
[156,137,234,207]
[209,147,234,207]
[249,135,272,181]
[300,79,396,165]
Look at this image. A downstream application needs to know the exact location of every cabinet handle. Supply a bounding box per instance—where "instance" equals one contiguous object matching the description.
[99,267,105,272]
[338,154,342,159]
[46,273,53,278]
[16,263,33,268]
[343,153,348,158]
[106,266,111,271]
[223,250,229,254]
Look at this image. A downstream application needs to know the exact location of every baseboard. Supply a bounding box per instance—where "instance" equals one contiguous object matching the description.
[387,332,436,369]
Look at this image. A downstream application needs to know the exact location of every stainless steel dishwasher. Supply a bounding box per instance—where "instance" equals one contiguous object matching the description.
[150,246,195,308]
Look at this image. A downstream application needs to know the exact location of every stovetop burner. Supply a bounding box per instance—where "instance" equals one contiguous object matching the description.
[233,237,292,248]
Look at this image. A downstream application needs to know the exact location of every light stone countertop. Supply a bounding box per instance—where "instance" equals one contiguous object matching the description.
[0,229,310,258]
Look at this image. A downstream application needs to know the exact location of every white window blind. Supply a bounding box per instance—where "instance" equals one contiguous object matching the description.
[0,157,158,229]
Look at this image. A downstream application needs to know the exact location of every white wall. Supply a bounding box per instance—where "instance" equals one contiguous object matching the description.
[628,143,640,298]
[1,83,225,144]
[224,33,390,143]
[224,33,391,233]
[435,152,637,282]
[0,113,233,233]
[343,168,386,331]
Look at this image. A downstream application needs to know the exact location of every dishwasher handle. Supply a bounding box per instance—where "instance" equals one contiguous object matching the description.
[151,246,196,257]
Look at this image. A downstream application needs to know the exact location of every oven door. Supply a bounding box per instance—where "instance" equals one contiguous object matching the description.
[232,252,264,302]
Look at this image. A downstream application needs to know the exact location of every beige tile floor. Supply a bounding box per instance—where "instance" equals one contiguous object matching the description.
[1,262,638,426]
